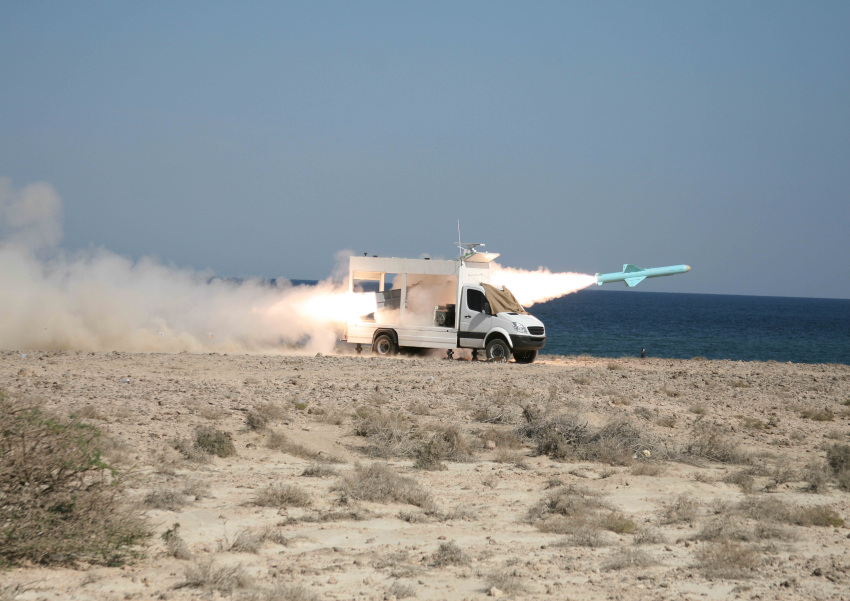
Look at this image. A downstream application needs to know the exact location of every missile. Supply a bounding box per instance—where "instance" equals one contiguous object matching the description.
[595,264,691,287]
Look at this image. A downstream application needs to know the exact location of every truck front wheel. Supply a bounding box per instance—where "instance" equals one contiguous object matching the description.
[513,350,537,364]
[485,338,510,363]
[372,333,398,356]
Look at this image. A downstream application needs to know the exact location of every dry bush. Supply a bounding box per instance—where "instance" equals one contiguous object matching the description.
[144,489,188,511]
[493,448,530,469]
[0,393,149,566]
[226,529,264,554]
[633,526,663,545]
[253,483,312,508]
[601,548,656,571]
[171,438,211,464]
[695,541,761,579]
[161,522,191,559]
[607,362,623,370]
[387,581,417,599]
[598,512,638,534]
[723,468,757,493]
[802,462,830,493]
[243,584,319,601]
[800,408,834,421]
[737,496,844,527]
[484,569,528,596]
[72,404,108,422]
[194,428,236,458]
[301,464,339,478]
[630,463,664,477]
[520,411,654,466]
[661,494,700,524]
[826,443,850,474]
[684,420,749,464]
[414,426,475,470]
[178,560,253,594]
[181,480,211,500]
[334,463,434,509]
[265,430,343,463]
[527,485,609,537]
[480,426,523,449]
[431,541,469,567]
[353,407,419,457]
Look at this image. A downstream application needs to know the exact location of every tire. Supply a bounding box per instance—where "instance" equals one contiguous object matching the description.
[372,333,398,356]
[513,350,537,364]
[485,338,511,363]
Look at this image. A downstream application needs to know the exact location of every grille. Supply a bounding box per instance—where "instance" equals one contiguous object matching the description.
[527,326,545,336]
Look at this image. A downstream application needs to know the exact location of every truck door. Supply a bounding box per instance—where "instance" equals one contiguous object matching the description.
[458,287,492,348]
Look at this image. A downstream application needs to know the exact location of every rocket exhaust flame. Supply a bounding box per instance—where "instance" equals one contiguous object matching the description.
[490,264,597,307]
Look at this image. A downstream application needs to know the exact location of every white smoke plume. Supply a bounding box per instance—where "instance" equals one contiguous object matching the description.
[0,177,371,353]
[490,263,597,307]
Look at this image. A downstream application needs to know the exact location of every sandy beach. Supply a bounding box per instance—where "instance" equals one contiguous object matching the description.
[1,350,849,600]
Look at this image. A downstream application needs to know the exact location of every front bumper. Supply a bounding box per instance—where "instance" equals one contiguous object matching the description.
[510,335,546,351]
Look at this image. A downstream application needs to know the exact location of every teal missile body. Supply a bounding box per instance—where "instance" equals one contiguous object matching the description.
[595,264,691,287]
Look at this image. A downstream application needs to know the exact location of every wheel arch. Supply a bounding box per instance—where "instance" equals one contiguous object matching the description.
[485,328,513,348]
[372,328,399,346]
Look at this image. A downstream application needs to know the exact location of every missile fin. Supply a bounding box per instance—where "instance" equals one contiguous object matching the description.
[623,264,642,273]
[624,276,646,287]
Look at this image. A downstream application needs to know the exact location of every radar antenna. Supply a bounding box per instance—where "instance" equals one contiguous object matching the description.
[456,220,484,260]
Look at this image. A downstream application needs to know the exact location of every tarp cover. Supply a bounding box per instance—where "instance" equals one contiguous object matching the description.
[482,283,527,314]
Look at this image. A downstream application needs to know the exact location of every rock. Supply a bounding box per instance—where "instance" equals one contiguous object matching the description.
[489,587,504,597]
[485,440,496,450]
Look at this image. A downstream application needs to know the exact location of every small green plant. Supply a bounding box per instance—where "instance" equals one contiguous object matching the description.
[194,428,236,458]
[826,443,850,474]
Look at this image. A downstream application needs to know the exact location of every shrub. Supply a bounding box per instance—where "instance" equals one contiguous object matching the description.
[601,549,656,571]
[695,541,761,579]
[334,463,434,509]
[661,494,699,525]
[179,560,252,593]
[253,483,312,508]
[144,489,188,511]
[684,420,749,464]
[352,408,418,458]
[162,523,191,559]
[826,444,850,474]
[194,428,236,458]
[431,541,469,567]
[0,393,148,566]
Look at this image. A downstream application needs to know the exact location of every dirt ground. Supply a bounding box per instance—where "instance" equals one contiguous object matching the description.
[1,350,849,601]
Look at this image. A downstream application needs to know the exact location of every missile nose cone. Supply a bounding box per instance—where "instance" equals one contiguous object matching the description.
[685,265,691,272]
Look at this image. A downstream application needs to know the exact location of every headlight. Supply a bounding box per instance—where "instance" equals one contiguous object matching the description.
[511,322,527,334]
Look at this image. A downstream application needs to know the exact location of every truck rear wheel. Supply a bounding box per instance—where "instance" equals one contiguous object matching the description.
[513,350,537,364]
[485,338,510,363]
[372,333,398,356]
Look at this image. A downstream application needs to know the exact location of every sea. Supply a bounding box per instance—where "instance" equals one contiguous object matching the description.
[287,280,850,365]
[531,289,850,365]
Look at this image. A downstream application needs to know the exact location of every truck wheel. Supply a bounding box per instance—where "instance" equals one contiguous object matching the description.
[372,333,397,356]
[513,350,537,364]
[485,338,510,363]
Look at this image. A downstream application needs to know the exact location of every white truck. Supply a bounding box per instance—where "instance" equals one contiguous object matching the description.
[344,246,546,363]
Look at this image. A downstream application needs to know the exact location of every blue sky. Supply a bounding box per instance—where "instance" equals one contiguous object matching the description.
[2,1,848,298]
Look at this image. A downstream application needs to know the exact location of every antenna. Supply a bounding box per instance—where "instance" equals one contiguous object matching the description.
[456,220,485,260]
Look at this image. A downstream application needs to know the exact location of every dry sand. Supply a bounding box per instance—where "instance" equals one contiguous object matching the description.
[1,350,849,600]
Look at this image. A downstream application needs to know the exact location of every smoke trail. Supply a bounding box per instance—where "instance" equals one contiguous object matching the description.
[490,263,597,307]
[0,177,371,353]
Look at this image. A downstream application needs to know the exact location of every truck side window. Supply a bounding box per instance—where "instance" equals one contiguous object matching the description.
[467,289,486,313]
